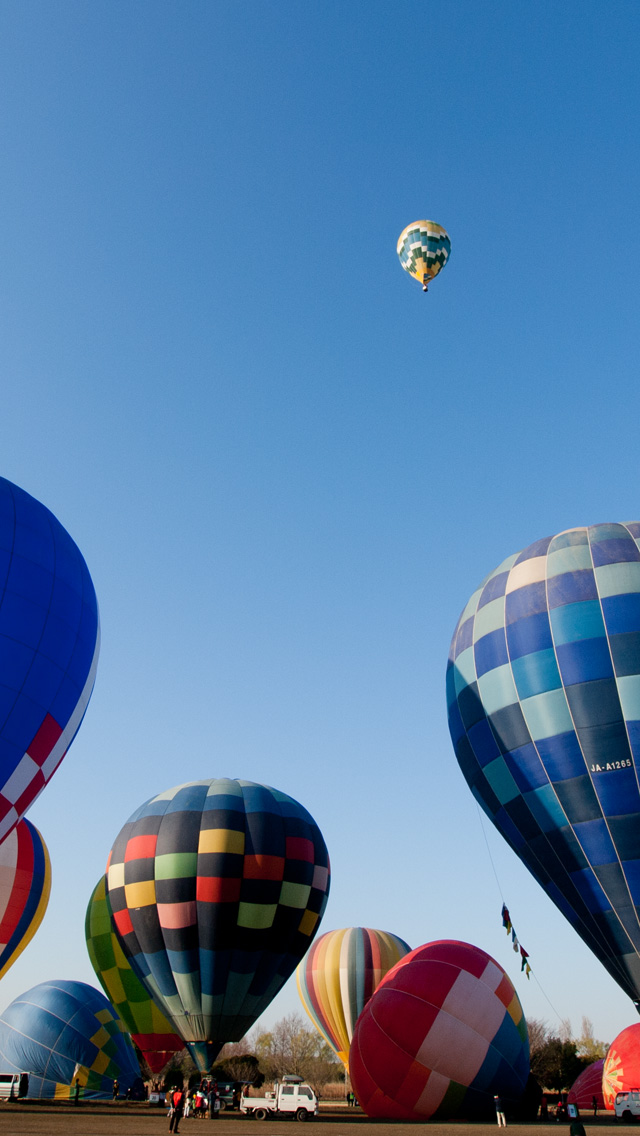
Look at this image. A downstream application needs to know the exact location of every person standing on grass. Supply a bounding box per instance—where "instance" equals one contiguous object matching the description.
[169,1084,185,1133]
[494,1094,507,1126]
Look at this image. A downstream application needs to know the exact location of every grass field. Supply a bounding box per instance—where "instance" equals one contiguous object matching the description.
[0,1104,622,1136]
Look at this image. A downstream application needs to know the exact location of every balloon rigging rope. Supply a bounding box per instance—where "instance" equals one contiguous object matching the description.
[475,802,564,1024]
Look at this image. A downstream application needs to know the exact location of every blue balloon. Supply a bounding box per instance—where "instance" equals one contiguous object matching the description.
[0,478,99,841]
[0,980,141,1099]
[447,523,640,1005]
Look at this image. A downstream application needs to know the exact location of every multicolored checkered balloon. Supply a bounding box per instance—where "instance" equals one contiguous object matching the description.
[397,220,450,292]
[447,523,640,1005]
[106,778,330,1072]
[0,478,99,842]
[349,940,529,1120]
[85,876,183,1074]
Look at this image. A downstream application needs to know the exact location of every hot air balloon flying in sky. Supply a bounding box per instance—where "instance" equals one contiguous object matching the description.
[296,926,411,1069]
[85,876,183,1074]
[0,979,141,1100]
[0,818,50,981]
[447,523,640,1007]
[0,477,99,843]
[397,220,450,292]
[106,778,330,1072]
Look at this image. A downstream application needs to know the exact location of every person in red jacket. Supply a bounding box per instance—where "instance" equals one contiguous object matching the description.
[169,1085,185,1134]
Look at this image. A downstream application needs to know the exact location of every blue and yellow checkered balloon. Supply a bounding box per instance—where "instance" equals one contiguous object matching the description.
[397,220,450,291]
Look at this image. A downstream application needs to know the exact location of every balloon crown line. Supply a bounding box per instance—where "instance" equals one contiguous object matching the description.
[501,905,531,978]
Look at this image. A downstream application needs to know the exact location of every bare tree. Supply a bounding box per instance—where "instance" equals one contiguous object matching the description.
[528,1018,549,1053]
[255,1013,319,1080]
[575,1017,608,1061]
[253,1013,342,1095]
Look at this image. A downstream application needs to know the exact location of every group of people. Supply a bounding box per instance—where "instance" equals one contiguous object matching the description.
[166,1083,224,1132]
[495,1092,595,1130]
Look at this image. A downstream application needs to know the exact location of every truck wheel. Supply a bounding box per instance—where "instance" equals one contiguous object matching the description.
[255,1108,268,1120]
[296,1108,309,1121]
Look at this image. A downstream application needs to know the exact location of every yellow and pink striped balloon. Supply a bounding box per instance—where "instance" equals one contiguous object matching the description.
[296,926,410,1069]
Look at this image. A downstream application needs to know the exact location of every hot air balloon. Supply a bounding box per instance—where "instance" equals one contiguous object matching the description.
[296,926,411,1069]
[0,478,99,843]
[85,876,184,1074]
[603,1023,640,1109]
[568,1059,608,1112]
[106,778,330,1072]
[447,523,640,1007]
[397,220,450,292]
[349,940,529,1120]
[0,818,50,979]
[0,979,141,1099]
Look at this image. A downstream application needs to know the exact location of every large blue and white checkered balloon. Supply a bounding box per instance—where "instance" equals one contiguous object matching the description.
[0,478,99,842]
[447,523,640,1006]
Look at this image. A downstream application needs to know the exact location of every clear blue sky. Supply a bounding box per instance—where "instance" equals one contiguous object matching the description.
[0,0,639,1049]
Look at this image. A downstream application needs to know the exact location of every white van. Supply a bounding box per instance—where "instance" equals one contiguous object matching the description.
[615,1090,640,1120]
[0,1073,28,1100]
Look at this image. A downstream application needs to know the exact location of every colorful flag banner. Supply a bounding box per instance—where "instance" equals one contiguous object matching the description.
[500,905,531,979]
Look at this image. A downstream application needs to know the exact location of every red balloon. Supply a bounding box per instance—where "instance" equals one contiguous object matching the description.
[603,1024,640,1110]
[349,940,530,1120]
[568,1060,608,1112]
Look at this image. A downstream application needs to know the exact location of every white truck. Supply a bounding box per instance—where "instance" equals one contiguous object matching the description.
[615,1089,640,1120]
[0,1073,28,1101]
[240,1075,317,1121]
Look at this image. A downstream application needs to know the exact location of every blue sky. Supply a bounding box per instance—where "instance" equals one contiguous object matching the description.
[0,0,639,1049]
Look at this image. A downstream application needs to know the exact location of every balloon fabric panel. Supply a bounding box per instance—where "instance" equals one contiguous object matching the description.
[106,778,330,1070]
[296,926,411,1068]
[0,479,99,843]
[85,876,183,1073]
[447,523,640,1005]
[0,819,50,979]
[0,980,140,1099]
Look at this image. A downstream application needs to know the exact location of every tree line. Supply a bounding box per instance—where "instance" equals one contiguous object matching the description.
[161,1011,608,1097]
[528,1016,609,1092]
[163,1014,344,1097]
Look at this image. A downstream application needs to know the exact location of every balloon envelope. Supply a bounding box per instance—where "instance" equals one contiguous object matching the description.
[85,876,183,1074]
[106,778,330,1071]
[0,818,50,980]
[447,523,640,1005]
[296,926,411,1068]
[603,1023,640,1109]
[568,1059,607,1111]
[0,979,141,1099]
[397,220,450,289]
[349,940,529,1120]
[0,478,99,842]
